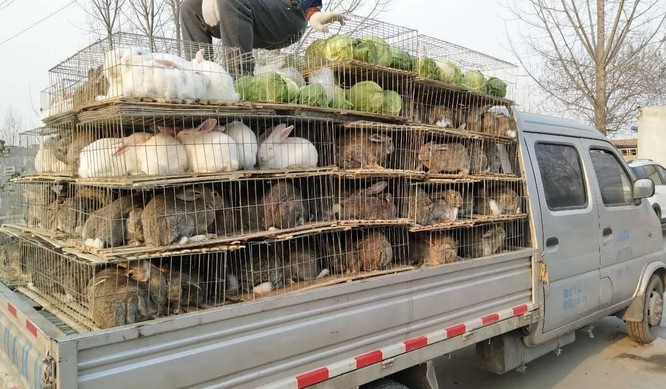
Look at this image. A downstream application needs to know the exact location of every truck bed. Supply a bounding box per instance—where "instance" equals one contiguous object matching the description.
[1,247,536,388]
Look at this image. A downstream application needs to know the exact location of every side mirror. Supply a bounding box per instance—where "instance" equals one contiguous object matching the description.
[633,178,655,201]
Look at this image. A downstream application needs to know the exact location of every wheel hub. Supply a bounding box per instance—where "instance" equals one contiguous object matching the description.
[647,289,663,327]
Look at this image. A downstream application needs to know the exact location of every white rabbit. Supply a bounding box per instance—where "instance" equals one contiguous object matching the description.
[150,52,207,103]
[35,137,68,173]
[104,47,147,98]
[308,67,335,103]
[257,124,318,169]
[225,121,257,170]
[175,118,240,173]
[78,133,154,178]
[191,49,239,102]
[127,128,189,175]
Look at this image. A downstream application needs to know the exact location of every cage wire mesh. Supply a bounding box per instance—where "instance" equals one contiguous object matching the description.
[65,174,335,255]
[5,180,68,233]
[0,230,30,286]
[407,180,477,229]
[73,113,335,180]
[331,227,410,276]
[333,176,408,226]
[44,32,244,119]
[472,179,527,221]
[409,34,517,128]
[415,129,481,178]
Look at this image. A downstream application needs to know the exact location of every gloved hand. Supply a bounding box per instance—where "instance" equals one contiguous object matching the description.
[309,11,346,33]
[202,0,220,28]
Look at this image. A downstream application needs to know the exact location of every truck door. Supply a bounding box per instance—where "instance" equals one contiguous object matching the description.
[582,141,659,306]
[524,134,601,332]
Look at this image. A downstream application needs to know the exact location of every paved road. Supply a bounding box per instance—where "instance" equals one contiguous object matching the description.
[433,230,666,388]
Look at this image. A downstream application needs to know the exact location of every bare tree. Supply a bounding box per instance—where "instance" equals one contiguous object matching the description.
[509,0,666,134]
[0,108,23,147]
[164,0,182,45]
[125,0,167,49]
[81,0,126,47]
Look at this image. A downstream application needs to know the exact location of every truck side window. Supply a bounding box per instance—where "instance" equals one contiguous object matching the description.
[656,166,666,184]
[643,165,663,185]
[535,143,587,210]
[589,149,633,206]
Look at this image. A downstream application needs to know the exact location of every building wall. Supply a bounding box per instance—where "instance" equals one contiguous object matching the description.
[638,106,666,166]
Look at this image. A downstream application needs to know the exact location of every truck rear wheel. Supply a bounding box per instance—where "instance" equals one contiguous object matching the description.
[626,275,664,344]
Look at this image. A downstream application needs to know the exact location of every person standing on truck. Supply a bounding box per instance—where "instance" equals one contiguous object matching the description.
[181,0,345,54]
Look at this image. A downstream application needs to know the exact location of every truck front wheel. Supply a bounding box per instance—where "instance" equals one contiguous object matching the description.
[626,275,664,344]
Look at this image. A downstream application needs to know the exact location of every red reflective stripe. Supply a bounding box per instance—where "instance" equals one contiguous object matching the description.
[482,313,500,325]
[404,336,428,352]
[513,304,528,316]
[296,367,329,388]
[25,320,37,337]
[355,350,383,369]
[7,303,16,317]
[445,324,466,338]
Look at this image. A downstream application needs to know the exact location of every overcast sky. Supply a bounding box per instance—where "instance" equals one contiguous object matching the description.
[0,0,539,135]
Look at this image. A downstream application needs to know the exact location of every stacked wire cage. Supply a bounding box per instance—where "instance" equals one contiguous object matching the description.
[2,15,528,332]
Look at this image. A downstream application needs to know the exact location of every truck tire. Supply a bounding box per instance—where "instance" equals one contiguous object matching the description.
[362,379,410,389]
[626,275,664,344]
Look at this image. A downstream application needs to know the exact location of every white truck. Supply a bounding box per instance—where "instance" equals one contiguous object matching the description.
[0,111,663,389]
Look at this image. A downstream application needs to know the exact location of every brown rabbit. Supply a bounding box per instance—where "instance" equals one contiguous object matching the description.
[73,66,109,110]
[469,143,489,175]
[336,181,397,221]
[82,195,144,249]
[430,190,464,223]
[410,234,458,266]
[419,142,471,175]
[336,132,394,169]
[142,187,225,247]
[333,231,393,274]
[475,187,520,216]
[161,265,204,314]
[262,181,310,230]
[285,245,329,282]
[466,226,507,258]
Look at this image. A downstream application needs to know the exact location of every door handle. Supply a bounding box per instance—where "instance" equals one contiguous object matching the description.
[546,237,559,247]
[603,227,613,237]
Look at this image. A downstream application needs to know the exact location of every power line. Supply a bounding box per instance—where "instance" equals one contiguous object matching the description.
[0,0,78,48]
[0,0,17,12]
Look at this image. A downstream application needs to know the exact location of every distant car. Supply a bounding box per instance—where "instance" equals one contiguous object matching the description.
[629,159,666,222]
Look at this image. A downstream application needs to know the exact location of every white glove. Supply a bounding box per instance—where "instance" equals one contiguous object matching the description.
[202,0,220,28]
[309,11,346,33]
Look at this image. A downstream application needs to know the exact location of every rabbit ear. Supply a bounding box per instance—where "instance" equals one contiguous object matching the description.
[156,126,181,136]
[112,145,129,156]
[433,144,449,151]
[154,59,177,69]
[270,124,294,142]
[197,119,218,133]
[176,189,202,202]
[482,229,494,238]
[195,49,205,64]
[364,181,389,195]
[368,134,388,143]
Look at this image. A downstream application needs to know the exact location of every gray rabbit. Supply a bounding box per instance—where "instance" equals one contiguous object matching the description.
[285,245,329,282]
[334,181,397,221]
[262,181,311,231]
[142,187,226,247]
[82,194,144,249]
[238,246,285,295]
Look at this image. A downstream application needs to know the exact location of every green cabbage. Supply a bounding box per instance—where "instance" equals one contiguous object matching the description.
[390,47,414,71]
[323,34,354,62]
[416,57,440,80]
[483,77,508,98]
[234,75,255,101]
[353,36,392,66]
[250,72,289,102]
[298,84,329,107]
[305,39,326,59]
[462,70,486,90]
[331,85,353,110]
[284,78,300,103]
[348,81,384,113]
[437,61,463,84]
[380,90,402,116]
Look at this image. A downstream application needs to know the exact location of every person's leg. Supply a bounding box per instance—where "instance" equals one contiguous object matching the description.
[249,0,308,49]
[181,0,220,60]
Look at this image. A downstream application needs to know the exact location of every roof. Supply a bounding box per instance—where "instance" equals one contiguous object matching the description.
[516,112,605,140]
[611,139,638,148]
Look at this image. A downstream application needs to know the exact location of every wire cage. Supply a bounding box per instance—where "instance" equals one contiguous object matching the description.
[65,173,335,256]
[472,180,528,221]
[0,230,31,286]
[336,121,423,176]
[413,128,482,178]
[477,138,520,177]
[39,85,75,123]
[4,180,70,234]
[409,35,518,127]
[331,226,410,276]
[73,113,336,180]
[8,230,240,331]
[406,180,478,230]
[333,176,409,226]
[45,32,244,116]
[409,219,528,266]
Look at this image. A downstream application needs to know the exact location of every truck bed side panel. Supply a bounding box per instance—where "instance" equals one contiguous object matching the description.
[62,249,534,389]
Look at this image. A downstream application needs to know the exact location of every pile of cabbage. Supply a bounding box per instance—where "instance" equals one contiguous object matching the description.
[415,58,508,98]
[306,34,415,71]
[235,69,403,115]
